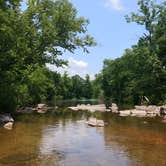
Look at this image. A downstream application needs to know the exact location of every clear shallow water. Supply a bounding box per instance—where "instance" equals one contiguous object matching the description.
[0,111,166,166]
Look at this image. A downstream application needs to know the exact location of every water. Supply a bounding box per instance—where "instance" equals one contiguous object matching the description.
[0,111,165,166]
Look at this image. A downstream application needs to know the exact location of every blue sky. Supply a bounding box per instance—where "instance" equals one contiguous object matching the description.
[22,0,163,79]
[57,0,145,79]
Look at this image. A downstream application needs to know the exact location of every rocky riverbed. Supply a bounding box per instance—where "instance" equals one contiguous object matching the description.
[68,104,110,112]
[1,103,166,130]
[117,105,166,117]
[0,103,57,130]
[68,103,166,119]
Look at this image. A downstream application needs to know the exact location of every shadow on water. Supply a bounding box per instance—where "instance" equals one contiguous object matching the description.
[54,99,99,107]
[0,109,166,166]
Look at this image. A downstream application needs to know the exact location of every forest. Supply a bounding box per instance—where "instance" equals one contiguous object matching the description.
[100,0,166,108]
[0,0,96,112]
[0,0,165,113]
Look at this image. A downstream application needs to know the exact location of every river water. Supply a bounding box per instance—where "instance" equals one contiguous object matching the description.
[0,111,165,166]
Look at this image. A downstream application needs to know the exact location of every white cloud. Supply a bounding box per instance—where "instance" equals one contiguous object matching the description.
[68,57,88,69]
[46,57,94,80]
[104,0,124,11]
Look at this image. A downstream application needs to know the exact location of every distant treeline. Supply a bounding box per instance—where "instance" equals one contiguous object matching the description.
[0,0,165,112]
[97,0,166,108]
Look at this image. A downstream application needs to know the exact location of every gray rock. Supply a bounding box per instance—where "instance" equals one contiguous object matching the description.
[86,118,105,127]
[160,106,166,115]
[0,114,14,126]
[131,110,147,117]
[37,104,47,113]
[119,110,131,116]
[135,105,160,116]
[135,105,147,111]
[17,107,35,113]
[110,103,119,113]
[68,104,107,112]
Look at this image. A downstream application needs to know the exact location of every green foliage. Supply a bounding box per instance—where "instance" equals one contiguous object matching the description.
[92,73,103,99]
[84,74,93,99]
[0,0,95,112]
[101,0,166,108]
[71,75,87,99]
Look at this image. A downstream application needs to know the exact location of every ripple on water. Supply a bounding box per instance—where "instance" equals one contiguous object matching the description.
[0,113,166,166]
[0,153,38,166]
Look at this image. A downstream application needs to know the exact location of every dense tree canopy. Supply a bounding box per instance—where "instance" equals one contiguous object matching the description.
[101,0,166,108]
[0,0,96,112]
[0,0,165,112]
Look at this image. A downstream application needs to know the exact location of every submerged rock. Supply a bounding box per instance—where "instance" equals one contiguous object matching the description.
[86,118,105,127]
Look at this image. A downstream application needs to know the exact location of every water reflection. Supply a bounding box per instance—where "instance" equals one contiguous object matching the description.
[38,119,131,166]
[0,113,165,166]
[103,116,166,166]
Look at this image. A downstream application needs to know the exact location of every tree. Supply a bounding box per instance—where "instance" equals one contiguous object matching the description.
[92,73,103,99]
[71,75,85,99]
[125,0,160,48]
[0,0,96,112]
[84,74,93,99]
[101,0,166,107]
[125,0,166,104]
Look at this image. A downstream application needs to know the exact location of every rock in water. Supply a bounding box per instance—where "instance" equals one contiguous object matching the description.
[17,107,35,113]
[110,103,119,113]
[86,118,105,127]
[37,104,47,113]
[0,114,14,125]
[119,110,131,116]
[160,106,166,115]
[4,122,13,130]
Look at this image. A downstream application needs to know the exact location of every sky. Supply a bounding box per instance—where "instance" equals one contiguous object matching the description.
[21,0,162,79]
[47,0,145,79]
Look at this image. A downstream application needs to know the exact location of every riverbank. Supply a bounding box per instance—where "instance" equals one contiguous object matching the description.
[68,103,166,122]
[1,102,166,130]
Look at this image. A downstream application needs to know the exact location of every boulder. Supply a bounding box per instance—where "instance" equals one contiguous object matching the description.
[131,110,147,117]
[68,107,79,111]
[86,118,105,127]
[68,104,107,112]
[135,105,147,111]
[0,114,14,126]
[0,114,14,130]
[110,103,119,113]
[160,106,166,115]
[119,110,131,116]
[146,105,160,116]
[146,114,156,117]
[37,104,47,113]
[3,122,13,130]
[135,105,160,116]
